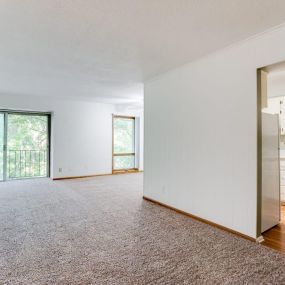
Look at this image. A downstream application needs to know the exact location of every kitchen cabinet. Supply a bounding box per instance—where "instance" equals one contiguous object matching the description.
[280,159,285,202]
[265,96,285,135]
[280,99,285,135]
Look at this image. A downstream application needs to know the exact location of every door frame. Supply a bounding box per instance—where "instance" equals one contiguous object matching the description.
[112,114,138,173]
[257,68,263,239]
[256,68,282,240]
[0,109,51,181]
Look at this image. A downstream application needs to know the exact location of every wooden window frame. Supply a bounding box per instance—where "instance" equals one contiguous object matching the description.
[112,115,138,174]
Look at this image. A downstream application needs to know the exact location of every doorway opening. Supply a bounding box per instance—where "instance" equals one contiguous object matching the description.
[257,61,285,252]
[112,115,138,174]
[0,111,51,181]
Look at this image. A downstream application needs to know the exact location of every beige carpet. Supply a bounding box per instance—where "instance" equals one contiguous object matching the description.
[1,173,285,284]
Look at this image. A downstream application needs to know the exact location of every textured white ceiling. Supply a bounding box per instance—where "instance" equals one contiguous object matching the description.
[1,0,285,104]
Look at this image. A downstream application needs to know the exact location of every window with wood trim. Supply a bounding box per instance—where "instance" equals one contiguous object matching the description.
[112,115,136,172]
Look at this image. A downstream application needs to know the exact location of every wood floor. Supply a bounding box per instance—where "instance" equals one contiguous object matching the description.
[262,205,285,253]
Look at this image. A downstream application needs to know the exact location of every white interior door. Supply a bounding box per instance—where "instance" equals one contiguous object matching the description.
[262,112,280,233]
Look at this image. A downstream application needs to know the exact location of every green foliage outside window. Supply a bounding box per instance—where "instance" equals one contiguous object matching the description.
[0,114,49,180]
[113,117,135,170]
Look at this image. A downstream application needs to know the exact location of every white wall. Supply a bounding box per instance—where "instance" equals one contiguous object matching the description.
[144,24,285,239]
[0,94,143,178]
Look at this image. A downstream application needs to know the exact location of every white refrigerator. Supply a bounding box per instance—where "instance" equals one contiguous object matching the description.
[262,112,280,233]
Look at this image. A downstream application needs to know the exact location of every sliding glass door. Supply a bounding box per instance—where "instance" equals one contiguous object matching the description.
[0,111,50,181]
[113,115,136,172]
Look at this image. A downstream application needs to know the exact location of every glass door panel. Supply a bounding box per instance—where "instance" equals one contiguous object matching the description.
[7,114,49,179]
[0,113,4,181]
[113,116,135,171]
